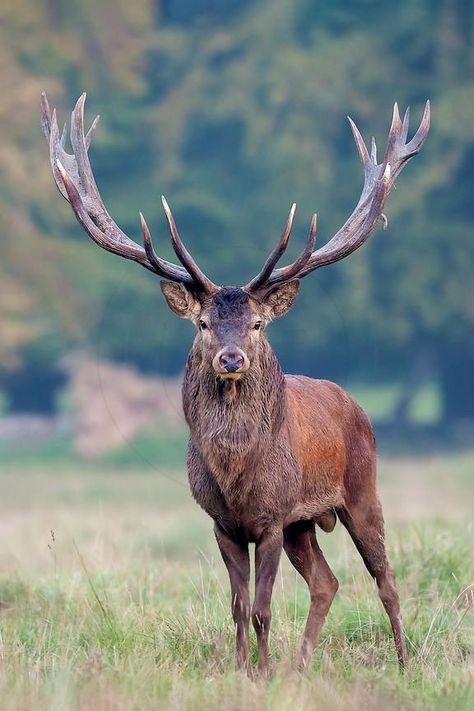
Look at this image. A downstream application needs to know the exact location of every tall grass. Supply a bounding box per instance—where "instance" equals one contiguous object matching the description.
[0,456,472,710]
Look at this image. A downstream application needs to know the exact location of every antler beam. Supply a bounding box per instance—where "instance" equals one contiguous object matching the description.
[41,93,217,293]
[246,101,430,290]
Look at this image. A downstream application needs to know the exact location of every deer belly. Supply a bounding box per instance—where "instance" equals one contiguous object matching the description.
[283,459,345,527]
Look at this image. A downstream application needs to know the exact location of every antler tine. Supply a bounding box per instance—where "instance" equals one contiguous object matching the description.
[248,101,429,288]
[246,203,296,290]
[40,92,52,140]
[390,102,402,135]
[59,122,67,149]
[370,136,377,164]
[161,196,218,293]
[85,114,100,150]
[401,106,411,143]
[383,100,430,183]
[48,108,69,201]
[348,117,369,167]
[140,212,195,284]
[383,102,402,165]
[42,92,216,290]
[252,214,318,289]
[405,99,430,156]
[69,94,105,199]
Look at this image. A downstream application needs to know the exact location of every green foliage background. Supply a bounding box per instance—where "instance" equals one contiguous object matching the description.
[0,0,472,421]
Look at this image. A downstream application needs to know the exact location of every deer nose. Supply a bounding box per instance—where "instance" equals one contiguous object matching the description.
[218,352,244,373]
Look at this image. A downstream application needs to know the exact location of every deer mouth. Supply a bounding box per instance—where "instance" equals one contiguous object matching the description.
[218,371,243,381]
[215,366,249,381]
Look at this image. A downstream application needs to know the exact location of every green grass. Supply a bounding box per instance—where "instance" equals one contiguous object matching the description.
[347,381,442,424]
[0,425,188,471]
[101,426,188,470]
[0,453,472,709]
[409,382,442,424]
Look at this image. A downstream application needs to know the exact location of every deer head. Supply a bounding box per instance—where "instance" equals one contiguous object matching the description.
[41,93,430,380]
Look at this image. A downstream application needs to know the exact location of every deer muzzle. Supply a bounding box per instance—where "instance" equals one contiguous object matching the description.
[213,347,250,379]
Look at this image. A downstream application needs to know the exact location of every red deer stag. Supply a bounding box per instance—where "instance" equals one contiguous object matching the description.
[41,93,430,676]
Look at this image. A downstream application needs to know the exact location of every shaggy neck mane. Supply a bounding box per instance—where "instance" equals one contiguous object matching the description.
[182,338,286,490]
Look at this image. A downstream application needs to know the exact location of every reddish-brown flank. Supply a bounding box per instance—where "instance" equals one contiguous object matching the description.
[42,93,430,676]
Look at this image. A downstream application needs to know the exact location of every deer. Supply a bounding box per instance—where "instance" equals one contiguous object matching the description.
[41,93,430,676]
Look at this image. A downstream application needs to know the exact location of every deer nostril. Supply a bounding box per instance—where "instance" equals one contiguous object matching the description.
[219,353,244,372]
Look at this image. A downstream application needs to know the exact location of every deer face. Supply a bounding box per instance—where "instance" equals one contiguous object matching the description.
[160,281,300,379]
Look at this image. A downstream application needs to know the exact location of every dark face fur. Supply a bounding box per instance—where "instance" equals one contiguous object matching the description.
[160,280,300,380]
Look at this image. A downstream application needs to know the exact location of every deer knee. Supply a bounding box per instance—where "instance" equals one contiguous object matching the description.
[323,574,339,601]
[252,608,271,633]
[232,595,250,625]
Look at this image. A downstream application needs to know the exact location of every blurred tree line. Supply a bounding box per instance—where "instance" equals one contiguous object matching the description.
[0,0,472,424]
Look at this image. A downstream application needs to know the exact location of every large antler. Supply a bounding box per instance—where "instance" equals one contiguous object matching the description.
[245,101,430,290]
[41,93,217,293]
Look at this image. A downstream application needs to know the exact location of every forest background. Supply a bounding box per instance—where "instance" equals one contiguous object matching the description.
[0,0,472,444]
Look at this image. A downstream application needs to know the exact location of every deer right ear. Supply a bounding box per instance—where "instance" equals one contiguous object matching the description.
[160,281,201,320]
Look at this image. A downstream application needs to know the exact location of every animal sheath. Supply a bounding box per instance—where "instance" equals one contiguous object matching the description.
[42,93,430,675]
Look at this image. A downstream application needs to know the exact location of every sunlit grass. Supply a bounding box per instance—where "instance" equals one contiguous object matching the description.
[347,381,441,424]
[409,382,442,424]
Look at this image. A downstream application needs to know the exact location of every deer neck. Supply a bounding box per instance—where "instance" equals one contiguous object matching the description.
[182,339,286,488]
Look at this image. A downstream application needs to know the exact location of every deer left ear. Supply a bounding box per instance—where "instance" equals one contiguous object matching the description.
[262,279,300,318]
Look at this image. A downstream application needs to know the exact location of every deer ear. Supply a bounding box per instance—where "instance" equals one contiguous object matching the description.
[262,279,300,318]
[160,281,201,320]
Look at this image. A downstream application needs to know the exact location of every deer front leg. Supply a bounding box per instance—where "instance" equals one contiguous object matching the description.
[252,526,283,677]
[214,524,251,674]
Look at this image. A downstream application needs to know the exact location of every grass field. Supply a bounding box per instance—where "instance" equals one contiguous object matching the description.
[0,448,472,710]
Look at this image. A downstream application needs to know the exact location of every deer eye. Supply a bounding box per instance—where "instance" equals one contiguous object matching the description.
[199,320,208,331]
[254,321,262,331]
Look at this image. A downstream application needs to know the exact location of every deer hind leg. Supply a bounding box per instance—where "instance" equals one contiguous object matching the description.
[337,499,407,668]
[214,524,251,675]
[283,520,338,672]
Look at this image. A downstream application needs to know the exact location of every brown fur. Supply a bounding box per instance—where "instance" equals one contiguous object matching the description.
[166,283,407,676]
